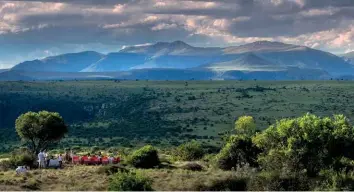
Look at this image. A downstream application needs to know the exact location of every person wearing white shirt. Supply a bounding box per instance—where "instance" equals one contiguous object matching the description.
[38,151,45,169]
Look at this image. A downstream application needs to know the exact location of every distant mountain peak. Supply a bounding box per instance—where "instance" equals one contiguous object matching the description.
[119,40,213,56]
[223,40,304,54]
[148,40,193,49]
[171,40,192,47]
[241,40,294,48]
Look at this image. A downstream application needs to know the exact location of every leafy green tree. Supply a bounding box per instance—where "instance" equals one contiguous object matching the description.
[253,113,354,176]
[15,111,68,154]
[235,116,256,136]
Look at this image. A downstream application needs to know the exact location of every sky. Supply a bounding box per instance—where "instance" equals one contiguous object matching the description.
[1,0,354,68]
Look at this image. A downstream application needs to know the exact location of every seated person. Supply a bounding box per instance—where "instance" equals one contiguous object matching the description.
[15,166,27,175]
[108,155,114,164]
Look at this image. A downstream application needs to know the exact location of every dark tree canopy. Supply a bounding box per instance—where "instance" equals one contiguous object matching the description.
[15,111,68,154]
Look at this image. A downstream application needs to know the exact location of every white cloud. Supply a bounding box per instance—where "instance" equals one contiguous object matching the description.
[112,4,125,13]
[151,23,177,31]
[300,8,336,17]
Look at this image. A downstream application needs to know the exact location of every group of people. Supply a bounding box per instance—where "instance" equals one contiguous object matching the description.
[37,150,63,169]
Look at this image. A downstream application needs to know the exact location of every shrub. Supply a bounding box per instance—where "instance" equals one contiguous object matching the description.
[178,161,204,171]
[235,116,256,136]
[8,149,36,168]
[128,145,160,168]
[253,113,354,176]
[315,169,354,191]
[108,171,153,191]
[216,135,260,170]
[174,140,204,161]
[90,146,101,153]
[0,160,12,171]
[247,171,310,191]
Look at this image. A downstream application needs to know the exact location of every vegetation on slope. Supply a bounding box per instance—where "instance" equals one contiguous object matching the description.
[1,80,354,152]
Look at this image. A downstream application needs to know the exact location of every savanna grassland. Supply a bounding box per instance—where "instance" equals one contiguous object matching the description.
[1,80,354,152]
[2,80,354,191]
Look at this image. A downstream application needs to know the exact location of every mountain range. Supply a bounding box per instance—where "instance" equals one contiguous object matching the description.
[2,40,354,80]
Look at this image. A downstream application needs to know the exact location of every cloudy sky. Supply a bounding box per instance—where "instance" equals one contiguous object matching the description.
[1,0,354,68]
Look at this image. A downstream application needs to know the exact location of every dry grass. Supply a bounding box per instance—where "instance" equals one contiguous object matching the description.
[141,168,241,191]
[0,165,108,191]
[0,161,248,191]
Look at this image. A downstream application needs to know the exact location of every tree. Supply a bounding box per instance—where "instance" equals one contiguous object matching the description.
[15,111,68,154]
[253,113,354,176]
[235,116,256,136]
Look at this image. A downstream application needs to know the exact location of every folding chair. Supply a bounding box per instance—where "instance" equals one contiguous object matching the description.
[91,156,101,165]
[102,157,109,165]
[82,156,90,165]
[72,156,80,165]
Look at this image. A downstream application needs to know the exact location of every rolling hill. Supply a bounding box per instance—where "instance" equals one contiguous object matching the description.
[12,51,104,72]
[2,41,353,80]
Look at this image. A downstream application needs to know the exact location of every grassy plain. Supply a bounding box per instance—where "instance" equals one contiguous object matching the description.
[1,80,354,151]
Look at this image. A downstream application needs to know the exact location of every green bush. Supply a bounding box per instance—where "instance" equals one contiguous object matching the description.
[178,162,204,171]
[8,149,36,168]
[315,169,354,191]
[90,146,101,153]
[128,145,160,168]
[253,113,354,176]
[174,140,204,161]
[216,135,260,170]
[0,160,12,171]
[108,171,153,191]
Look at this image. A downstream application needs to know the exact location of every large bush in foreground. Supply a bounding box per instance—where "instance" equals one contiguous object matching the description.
[216,135,260,170]
[128,145,160,168]
[253,113,354,176]
[108,171,153,191]
[175,140,204,161]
